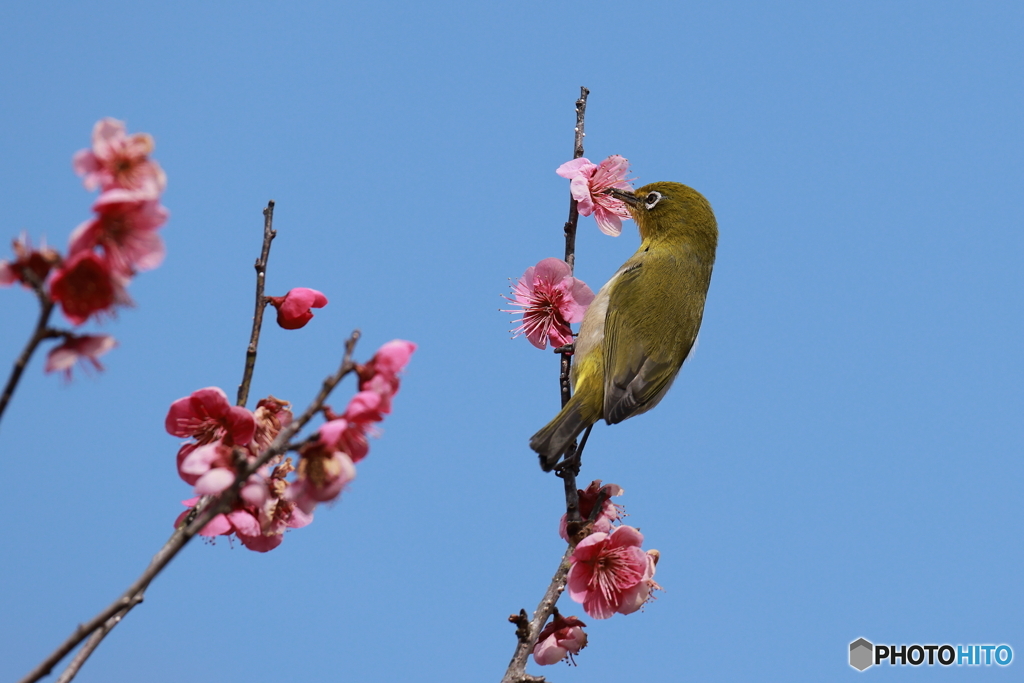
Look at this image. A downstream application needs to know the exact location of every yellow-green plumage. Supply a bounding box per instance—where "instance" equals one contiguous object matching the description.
[530,182,718,471]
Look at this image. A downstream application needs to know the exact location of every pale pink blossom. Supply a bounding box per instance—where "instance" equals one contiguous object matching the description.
[73,118,166,197]
[178,441,238,495]
[48,249,131,325]
[567,525,651,619]
[556,155,633,236]
[0,233,60,288]
[503,258,594,350]
[559,480,625,542]
[266,288,328,329]
[44,334,117,380]
[533,613,588,666]
[68,192,167,277]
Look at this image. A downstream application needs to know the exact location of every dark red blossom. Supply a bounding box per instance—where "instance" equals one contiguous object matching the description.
[48,250,130,325]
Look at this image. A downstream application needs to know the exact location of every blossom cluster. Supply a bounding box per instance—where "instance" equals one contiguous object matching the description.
[166,340,415,552]
[504,156,633,352]
[534,480,661,667]
[1,118,169,379]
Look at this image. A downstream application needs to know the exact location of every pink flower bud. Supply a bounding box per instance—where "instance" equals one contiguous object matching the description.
[266,287,328,329]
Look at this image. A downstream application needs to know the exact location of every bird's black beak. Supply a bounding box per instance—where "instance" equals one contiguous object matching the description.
[605,187,639,206]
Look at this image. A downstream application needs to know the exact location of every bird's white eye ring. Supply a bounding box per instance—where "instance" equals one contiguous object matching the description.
[644,191,662,210]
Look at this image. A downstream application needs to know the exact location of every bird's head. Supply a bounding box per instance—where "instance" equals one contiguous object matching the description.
[607,182,717,247]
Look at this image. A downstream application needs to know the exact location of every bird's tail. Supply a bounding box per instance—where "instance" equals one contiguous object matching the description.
[530,394,599,471]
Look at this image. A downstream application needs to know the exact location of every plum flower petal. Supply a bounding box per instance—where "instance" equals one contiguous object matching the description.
[556,155,634,236]
[194,467,236,495]
[503,257,594,349]
[267,287,328,329]
[44,334,117,381]
[618,549,661,615]
[567,525,650,619]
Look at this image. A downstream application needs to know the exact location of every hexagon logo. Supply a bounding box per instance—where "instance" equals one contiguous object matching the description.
[850,638,874,671]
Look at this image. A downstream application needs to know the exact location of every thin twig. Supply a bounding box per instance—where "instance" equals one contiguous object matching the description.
[558,87,589,412]
[500,545,575,683]
[562,86,588,276]
[20,331,361,683]
[0,295,56,430]
[557,86,589,515]
[53,602,134,683]
[501,86,591,683]
[237,200,276,407]
[498,486,608,683]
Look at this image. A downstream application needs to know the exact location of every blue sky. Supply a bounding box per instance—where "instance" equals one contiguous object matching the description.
[1,1,1022,681]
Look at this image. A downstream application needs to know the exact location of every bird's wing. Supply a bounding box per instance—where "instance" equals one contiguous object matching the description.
[601,259,696,425]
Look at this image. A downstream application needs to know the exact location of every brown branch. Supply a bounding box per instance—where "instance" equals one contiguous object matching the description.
[52,601,135,683]
[558,85,589,519]
[237,200,276,407]
[500,545,574,683]
[502,86,591,683]
[0,290,57,430]
[19,330,361,683]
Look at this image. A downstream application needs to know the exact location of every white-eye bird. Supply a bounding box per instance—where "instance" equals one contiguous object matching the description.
[530,182,718,471]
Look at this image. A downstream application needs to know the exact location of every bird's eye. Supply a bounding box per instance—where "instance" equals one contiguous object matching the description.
[644,191,662,210]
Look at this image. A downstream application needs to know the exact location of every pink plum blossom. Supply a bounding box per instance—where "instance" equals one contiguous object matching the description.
[533,613,588,666]
[73,118,166,197]
[68,192,168,277]
[175,457,313,553]
[503,258,594,350]
[365,339,417,378]
[165,386,256,446]
[559,480,625,542]
[0,234,60,288]
[556,155,634,236]
[286,419,357,513]
[355,339,416,415]
[48,249,131,325]
[617,549,661,615]
[178,441,239,495]
[252,458,313,547]
[174,500,276,553]
[166,386,256,486]
[567,525,653,619]
[45,334,117,380]
[266,288,328,329]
